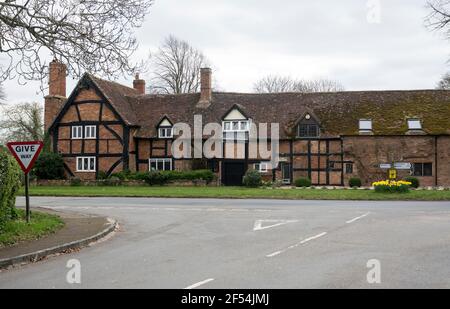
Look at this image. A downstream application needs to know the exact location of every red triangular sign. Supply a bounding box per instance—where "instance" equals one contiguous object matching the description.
[7,141,44,174]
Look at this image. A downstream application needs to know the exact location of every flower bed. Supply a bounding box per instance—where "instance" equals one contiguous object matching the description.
[372,180,412,193]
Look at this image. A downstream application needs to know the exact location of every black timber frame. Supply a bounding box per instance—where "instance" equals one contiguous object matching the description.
[49,74,130,178]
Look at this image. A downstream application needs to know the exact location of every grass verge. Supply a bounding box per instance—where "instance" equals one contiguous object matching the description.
[0,209,64,248]
[18,185,450,201]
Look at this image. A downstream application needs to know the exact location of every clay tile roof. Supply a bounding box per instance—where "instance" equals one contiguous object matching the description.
[87,75,450,138]
[89,74,140,125]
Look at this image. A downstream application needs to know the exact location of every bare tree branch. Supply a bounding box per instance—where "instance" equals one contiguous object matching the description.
[0,82,5,103]
[253,75,345,93]
[0,101,43,143]
[0,0,154,88]
[436,72,450,89]
[426,1,450,38]
[148,35,210,94]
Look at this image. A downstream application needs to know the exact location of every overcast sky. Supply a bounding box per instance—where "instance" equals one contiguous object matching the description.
[2,0,450,104]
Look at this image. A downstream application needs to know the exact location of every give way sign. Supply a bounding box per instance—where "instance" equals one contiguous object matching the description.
[7,141,44,174]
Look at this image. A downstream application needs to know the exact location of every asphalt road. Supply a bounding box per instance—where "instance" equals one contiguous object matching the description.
[1,197,450,288]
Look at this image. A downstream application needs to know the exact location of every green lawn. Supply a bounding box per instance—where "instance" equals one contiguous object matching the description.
[0,209,64,248]
[18,185,450,201]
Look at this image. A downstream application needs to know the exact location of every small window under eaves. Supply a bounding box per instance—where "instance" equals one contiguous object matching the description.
[407,119,422,130]
[297,113,320,138]
[359,119,372,133]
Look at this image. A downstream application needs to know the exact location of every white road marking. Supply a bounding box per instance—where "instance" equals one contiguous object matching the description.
[253,219,298,231]
[299,232,328,244]
[266,251,283,257]
[185,278,215,289]
[346,212,371,224]
[266,232,327,258]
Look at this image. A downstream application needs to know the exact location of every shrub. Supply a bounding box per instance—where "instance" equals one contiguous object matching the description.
[33,152,65,180]
[404,176,419,189]
[349,178,362,188]
[295,177,312,187]
[110,170,132,181]
[143,171,170,186]
[0,151,22,231]
[372,180,412,193]
[97,171,109,180]
[70,177,82,186]
[129,171,150,181]
[88,169,216,186]
[243,169,262,188]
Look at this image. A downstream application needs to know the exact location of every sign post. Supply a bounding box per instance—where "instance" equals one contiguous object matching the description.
[6,141,44,223]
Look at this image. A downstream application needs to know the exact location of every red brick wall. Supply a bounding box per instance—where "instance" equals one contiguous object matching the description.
[343,136,438,186]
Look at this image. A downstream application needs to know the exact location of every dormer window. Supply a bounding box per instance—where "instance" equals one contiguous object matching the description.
[222,107,250,141]
[223,120,249,132]
[157,117,173,139]
[407,119,422,130]
[359,119,372,133]
[297,113,320,138]
[159,127,173,138]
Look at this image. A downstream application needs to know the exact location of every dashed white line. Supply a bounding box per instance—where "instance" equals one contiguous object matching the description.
[266,251,283,258]
[299,232,328,244]
[184,278,215,289]
[346,212,371,224]
[266,232,327,258]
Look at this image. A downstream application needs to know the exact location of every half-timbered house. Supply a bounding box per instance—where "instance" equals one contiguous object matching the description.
[45,60,450,186]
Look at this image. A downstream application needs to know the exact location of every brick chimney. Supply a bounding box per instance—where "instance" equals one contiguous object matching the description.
[133,73,146,95]
[44,59,67,132]
[197,68,212,108]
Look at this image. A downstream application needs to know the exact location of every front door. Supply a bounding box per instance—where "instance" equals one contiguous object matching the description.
[282,163,291,184]
[222,161,246,186]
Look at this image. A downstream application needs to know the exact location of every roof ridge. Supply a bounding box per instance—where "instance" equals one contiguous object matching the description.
[87,73,139,93]
[212,89,450,95]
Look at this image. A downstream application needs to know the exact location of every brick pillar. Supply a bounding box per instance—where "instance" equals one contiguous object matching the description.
[133,73,146,95]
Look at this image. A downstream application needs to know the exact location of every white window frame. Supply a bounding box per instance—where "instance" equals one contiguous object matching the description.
[76,156,96,172]
[222,120,250,141]
[158,127,173,138]
[359,119,373,131]
[222,120,250,132]
[407,119,422,130]
[149,158,173,171]
[254,162,269,173]
[84,125,97,139]
[71,125,83,139]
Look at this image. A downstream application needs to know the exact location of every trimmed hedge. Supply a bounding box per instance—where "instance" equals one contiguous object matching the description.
[0,151,22,231]
[349,178,362,188]
[404,177,419,189]
[108,169,215,186]
[295,177,312,187]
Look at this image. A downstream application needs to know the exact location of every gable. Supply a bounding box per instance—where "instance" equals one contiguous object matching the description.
[49,74,129,130]
[159,119,172,127]
[223,108,247,120]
